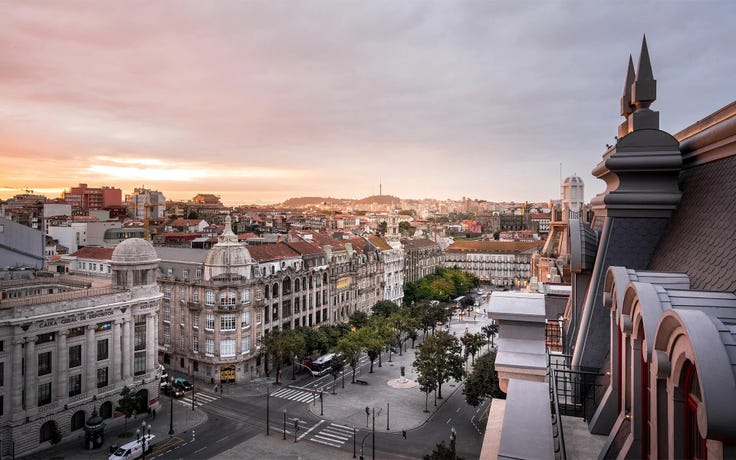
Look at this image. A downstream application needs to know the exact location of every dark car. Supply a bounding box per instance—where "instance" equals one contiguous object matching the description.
[161,384,184,398]
[174,377,193,391]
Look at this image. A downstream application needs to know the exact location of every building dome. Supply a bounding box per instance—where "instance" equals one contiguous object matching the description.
[112,238,158,264]
[204,215,252,280]
[563,174,584,186]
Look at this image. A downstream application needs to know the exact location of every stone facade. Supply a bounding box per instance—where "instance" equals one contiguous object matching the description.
[0,238,162,458]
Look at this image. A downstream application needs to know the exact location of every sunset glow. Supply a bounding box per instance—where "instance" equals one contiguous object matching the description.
[1,2,734,205]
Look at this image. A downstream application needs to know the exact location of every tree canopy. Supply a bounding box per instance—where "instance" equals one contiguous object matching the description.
[463,350,506,406]
[404,267,479,305]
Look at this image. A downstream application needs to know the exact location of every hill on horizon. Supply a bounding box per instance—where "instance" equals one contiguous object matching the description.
[280,195,401,208]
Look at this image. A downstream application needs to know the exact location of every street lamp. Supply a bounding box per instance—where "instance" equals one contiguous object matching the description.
[282,409,287,440]
[450,426,457,459]
[140,421,150,460]
[168,378,175,435]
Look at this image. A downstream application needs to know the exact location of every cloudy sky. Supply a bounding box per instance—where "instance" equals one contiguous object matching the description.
[1,1,734,205]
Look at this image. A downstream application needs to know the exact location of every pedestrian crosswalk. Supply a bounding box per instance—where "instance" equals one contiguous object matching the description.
[179,391,219,408]
[270,387,317,403]
[309,422,354,448]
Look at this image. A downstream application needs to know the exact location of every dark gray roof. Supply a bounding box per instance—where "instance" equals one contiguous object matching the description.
[155,247,207,264]
[649,153,736,292]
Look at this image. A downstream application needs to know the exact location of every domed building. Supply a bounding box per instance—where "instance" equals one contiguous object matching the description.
[0,238,162,458]
[157,215,264,384]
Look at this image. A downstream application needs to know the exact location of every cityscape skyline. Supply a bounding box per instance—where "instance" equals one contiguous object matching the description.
[1,2,735,206]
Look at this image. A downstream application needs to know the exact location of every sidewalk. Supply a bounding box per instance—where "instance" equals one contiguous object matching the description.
[20,394,208,460]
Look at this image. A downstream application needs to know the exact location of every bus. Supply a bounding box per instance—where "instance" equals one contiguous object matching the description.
[307,353,336,377]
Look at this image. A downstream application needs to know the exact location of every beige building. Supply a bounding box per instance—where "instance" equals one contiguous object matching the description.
[0,238,162,457]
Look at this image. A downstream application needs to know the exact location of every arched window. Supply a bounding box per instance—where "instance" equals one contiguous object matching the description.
[295,278,301,292]
[40,420,58,443]
[683,361,706,459]
[283,278,291,295]
[272,284,279,298]
[71,410,86,431]
[100,401,113,419]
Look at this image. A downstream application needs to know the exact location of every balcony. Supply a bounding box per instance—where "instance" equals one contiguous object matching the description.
[187,301,202,310]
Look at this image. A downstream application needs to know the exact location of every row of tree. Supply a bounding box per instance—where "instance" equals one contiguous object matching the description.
[404,267,480,304]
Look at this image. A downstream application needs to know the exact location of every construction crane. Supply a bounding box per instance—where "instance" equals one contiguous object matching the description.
[135,203,159,241]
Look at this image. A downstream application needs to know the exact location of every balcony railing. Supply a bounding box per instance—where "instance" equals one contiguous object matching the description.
[550,368,567,460]
[549,366,605,421]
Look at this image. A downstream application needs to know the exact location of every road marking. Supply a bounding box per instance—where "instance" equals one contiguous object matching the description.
[446,418,452,424]
[312,437,342,447]
[216,435,230,443]
[194,447,207,454]
[298,419,324,440]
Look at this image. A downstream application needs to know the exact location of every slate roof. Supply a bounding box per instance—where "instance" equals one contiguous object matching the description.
[69,246,115,260]
[401,238,441,250]
[248,243,301,263]
[155,247,207,263]
[649,151,736,292]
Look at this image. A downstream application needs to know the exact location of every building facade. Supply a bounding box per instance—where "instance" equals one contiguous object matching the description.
[0,238,162,457]
[443,240,542,287]
[401,238,444,284]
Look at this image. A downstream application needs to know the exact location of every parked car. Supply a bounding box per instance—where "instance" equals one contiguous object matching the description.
[174,377,193,391]
[160,384,184,398]
[108,434,155,460]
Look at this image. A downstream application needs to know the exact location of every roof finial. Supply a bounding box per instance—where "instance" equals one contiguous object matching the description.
[618,54,637,138]
[629,35,659,131]
[218,214,238,244]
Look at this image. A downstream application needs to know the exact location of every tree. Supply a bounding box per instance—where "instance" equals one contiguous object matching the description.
[261,330,291,384]
[414,330,464,400]
[349,310,369,329]
[337,330,365,384]
[372,300,399,318]
[377,220,388,235]
[285,330,306,380]
[298,326,331,357]
[417,369,438,412]
[329,355,345,394]
[398,221,412,235]
[463,350,506,406]
[423,440,463,460]
[364,330,384,373]
[481,323,499,350]
[460,332,485,365]
[117,385,138,436]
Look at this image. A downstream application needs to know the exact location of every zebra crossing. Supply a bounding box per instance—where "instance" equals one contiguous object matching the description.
[270,386,316,403]
[309,422,354,448]
[179,391,219,408]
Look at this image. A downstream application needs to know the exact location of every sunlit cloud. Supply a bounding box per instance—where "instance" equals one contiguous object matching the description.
[87,161,301,182]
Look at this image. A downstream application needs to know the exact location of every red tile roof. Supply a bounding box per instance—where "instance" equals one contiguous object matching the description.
[446,240,544,253]
[70,246,115,260]
[248,243,301,262]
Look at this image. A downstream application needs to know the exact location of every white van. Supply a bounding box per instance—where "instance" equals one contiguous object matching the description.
[108,434,155,460]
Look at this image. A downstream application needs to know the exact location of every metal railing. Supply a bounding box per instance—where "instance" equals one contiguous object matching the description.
[0,286,122,308]
[550,367,605,421]
[550,368,567,460]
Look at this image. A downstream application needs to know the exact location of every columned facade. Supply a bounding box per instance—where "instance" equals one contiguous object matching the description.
[0,238,162,458]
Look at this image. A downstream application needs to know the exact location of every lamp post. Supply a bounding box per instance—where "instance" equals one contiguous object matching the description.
[320,391,323,416]
[450,426,457,459]
[266,386,270,436]
[168,378,174,435]
[191,385,195,411]
[353,426,356,458]
[282,409,287,440]
[372,407,375,460]
[140,421,150,460]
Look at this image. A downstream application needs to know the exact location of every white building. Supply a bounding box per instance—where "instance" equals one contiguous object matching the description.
[0,238,162,457]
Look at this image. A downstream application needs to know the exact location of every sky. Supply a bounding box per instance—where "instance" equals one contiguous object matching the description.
[1,1,735,206]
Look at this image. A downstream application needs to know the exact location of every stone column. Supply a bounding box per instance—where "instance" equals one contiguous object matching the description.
[146,313,155,373]
[122,319,131,381]
[112,320,122,383]
[11,338,24,418]
[86,325,96,393]
[56,330,69,400]
[24,336,38,412]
